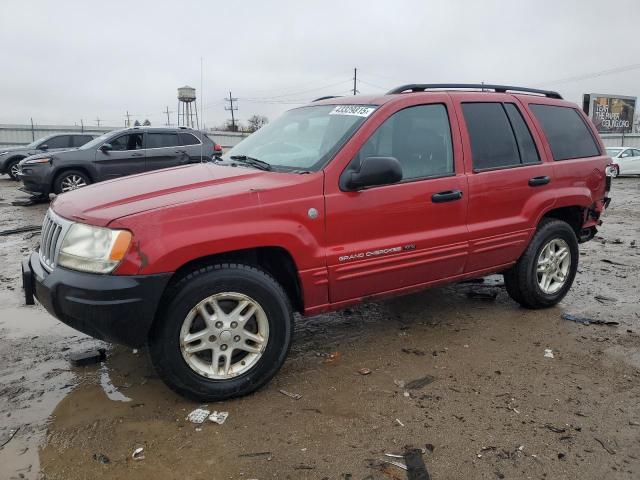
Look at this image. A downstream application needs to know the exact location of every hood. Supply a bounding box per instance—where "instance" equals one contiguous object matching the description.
[52,163,299,226]
[0,146,27,154]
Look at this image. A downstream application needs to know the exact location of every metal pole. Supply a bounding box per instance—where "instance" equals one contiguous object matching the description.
[80,119,84,133]
[353,68,357,95]
[30,118,35,141]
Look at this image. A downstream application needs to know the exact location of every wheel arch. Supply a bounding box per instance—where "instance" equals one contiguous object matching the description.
[53,165,95,186]
[159,246,304,314]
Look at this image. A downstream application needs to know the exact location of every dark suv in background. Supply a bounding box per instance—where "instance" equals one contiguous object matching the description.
[0,133,96,180]
[18,126,220,196]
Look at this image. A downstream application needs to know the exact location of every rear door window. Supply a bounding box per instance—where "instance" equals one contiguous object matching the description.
[147,133,181,149]
[178,132,201,146]
[462,103,520,170]
[110,133,143,151]
[529,104,600,160]
[44,135,71,149]
[72,135,94,147]
[503,103,540,164]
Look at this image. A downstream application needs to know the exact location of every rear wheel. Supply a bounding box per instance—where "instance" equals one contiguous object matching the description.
[504,218,579,309]
[7,159,21,180]
[149,263,293,401]
[53,170,91,194]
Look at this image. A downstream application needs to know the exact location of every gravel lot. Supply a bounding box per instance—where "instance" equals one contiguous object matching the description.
[0,176,639,480]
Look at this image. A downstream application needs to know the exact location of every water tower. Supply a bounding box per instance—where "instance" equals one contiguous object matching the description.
[177,86,199,129]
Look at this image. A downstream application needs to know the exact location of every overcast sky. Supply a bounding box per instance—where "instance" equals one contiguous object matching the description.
[1,0,639,129]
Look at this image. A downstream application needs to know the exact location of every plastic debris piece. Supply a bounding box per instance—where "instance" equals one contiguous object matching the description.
[404,448,431,480]
[187,408,210,424]
[93,453,110,464]
[544,349,554,358]
[382,459,408,471]
[132,447,145,460]
[358,367,372,375]
[395,418,405,427]
[279,389,302,400]
[405,375,435,390]
[209,411,229,425]
[385,453,404,459]
[323,351,342,364]
[561,313,619,326]
[595,295,618,303]
[69,348,106,367]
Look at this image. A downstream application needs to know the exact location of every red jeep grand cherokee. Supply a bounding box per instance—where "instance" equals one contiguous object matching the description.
[22,84,611,400]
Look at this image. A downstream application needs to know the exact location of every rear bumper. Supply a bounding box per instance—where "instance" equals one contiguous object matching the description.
[22,251,172,347]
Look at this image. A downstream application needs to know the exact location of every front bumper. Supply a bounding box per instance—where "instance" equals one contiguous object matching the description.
[18,167,52,196]
[22,251,172,347]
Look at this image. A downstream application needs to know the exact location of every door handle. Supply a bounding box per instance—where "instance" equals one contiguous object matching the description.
[431,190,463,203]
[528,175,550,187]
[174,150,186,154]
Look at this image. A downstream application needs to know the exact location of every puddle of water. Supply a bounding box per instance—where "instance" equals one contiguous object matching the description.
[99,363,132,402]
[0,306,79,340]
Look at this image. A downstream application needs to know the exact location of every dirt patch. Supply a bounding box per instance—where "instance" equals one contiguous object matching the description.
[0,177,639,479]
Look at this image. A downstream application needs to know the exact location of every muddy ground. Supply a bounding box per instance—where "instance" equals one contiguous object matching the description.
[0,176,639,480]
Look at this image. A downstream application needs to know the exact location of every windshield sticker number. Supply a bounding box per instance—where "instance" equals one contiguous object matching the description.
[329,105,376,117]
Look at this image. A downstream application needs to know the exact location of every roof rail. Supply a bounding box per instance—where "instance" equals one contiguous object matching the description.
[312,95,343,102]
[386,84,563,99]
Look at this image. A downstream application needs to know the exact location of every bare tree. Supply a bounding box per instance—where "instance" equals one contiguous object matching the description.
[134,120,141,127]
[247,115,269,133]
[143,119,151,126]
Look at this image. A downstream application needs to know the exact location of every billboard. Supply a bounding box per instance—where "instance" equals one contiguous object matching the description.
[583,93,636,134]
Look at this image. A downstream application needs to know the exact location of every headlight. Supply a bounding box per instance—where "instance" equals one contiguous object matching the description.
[58,223,132,274]
[24,157,51,165]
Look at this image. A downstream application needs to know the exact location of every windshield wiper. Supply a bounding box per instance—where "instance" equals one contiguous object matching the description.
[229,155,272,171]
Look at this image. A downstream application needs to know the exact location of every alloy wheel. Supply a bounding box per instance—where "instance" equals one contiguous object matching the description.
[536,238,571,294]
[60,174,87,192]
[179,292,269,379]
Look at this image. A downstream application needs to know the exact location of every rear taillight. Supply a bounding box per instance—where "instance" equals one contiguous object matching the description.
[214,143,222,152]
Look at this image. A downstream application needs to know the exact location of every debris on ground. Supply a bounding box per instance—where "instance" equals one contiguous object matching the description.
[405,375,436,390]
[544,349,554,358]
[279,389,302,400]
[424,444,435,454]
[238,451,272,458]
[187,408,210,424]
[544,424,566,433]
[132,447,145,460]
[208,411,229,425]
[395,418,405,427]
[401,348,426,356]
[382,459,407,471]
[0,427,19,448]
[466,290,498,300]
[594,295,618,303]
[561,313,620,326]
[601,259,630,266]
[0,225,41,236]
[358,367,372,375]
[68,348,106,367]
[594,437,616,455]
[404,448,431,480]
[323,351,342,364]
[93,453,110,464]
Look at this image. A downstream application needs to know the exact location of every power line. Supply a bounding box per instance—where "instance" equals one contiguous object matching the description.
[94,116,102,127]
[245,79,352,101]
[163,106,173,126]
[536,62,640,87]
[125,110,132,127]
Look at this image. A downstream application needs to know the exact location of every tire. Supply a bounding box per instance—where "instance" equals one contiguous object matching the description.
[53,170,91,194]
[7,159,21,181]
[503,218,579,309]
[149,263,294,401]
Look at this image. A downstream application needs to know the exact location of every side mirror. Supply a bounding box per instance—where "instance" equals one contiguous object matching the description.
[40,144,48,150]
[342,156,403,191]
[100,143,113,152]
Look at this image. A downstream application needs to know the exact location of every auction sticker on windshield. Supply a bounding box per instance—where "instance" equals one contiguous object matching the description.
[329,105,376,117]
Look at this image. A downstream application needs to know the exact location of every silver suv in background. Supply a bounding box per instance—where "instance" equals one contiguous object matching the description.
[0,133,96,180]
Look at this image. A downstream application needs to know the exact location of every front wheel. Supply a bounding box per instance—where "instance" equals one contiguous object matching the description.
[504,218,579,309]
[54,170,91,194]
[149,263,293,401]
[7,159,21,180]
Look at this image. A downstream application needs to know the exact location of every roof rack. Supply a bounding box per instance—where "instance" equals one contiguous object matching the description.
[312,95,343,102]
[386,84,563,99]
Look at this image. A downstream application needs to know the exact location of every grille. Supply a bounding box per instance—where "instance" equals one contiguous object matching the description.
[39,210,68,271]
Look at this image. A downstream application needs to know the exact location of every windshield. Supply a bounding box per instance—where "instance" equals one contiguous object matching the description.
[78,132,113,150]
[606,148,623,157]
[223,105,375,171]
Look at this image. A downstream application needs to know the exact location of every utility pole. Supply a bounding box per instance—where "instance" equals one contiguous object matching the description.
[163,106,173,126]
[80,119,84,133]
[95,116,101,127]
[125,111,132,127]
[353,67,358,95]
[224,91,238,131]
[30,118,35,141]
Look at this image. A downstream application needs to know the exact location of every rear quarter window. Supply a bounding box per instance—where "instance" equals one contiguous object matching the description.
[529,104,600,161]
